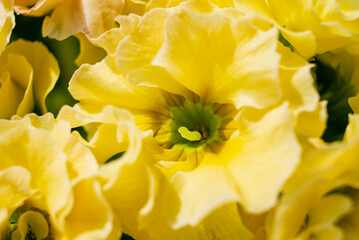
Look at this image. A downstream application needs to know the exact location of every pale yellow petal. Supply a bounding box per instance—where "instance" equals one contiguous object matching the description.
[0,71,25,119]
[0,126,71,227]
[6,53,34,117]
[234,0,273,19]
[3,39,59,113]
[81,0,124,38]
[89,27,126,56]
[226,103,300,213]
[0,166,33,210]
[0,0,14,54]
[14,0,61,16]
[277,44,319,116]
[296,194,352,240]
[102,161,153,236]
[74,32,106,66]
[70,56,167,112]
[42,0,124,40]
[296,101,328,139]
[165,154,240,228]
[268,178,331,240]
[42,0,85,40]
[201,203,252,240]
[65,178,116,240]
[116,9,192,97]
[16,113,99,180]
[58,104,134,128]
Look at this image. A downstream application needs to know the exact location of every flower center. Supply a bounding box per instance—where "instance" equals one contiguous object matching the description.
[154,99,236,154]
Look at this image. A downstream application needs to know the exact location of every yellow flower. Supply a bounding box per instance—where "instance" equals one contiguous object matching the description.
[64,0,325,237]
[235,0,359,57]
[59,105,166,238]
[0,0,14,54]
[0,113,119,239]
[267,114,359,240]
[58,105,254,239]
[0,39,59,119]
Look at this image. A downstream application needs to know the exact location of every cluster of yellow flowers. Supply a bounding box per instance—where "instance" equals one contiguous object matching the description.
[1,0,359,239]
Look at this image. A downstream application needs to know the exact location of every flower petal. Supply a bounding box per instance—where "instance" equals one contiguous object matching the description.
[152,9,281,108]
[226,103,300,213]
[3,39,59,113]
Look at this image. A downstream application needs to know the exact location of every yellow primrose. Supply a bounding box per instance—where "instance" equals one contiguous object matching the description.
[64,1,328,239]
[267,114,359,240]
[0,113,119,239]
[0,39,59,119]
[113,0,326,142]
[0,0,14,54]
[234,0,359,57]
[58,105,254,239]
[65,0,326,238]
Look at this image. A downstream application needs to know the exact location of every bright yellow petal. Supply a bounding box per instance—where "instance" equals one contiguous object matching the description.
[152,9,281,108]
[164,154,240,228]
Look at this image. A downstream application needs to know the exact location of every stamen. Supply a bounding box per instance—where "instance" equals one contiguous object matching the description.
[178,126,201,141]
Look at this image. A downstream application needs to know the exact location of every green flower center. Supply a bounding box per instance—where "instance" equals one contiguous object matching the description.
[154,100,236,152]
